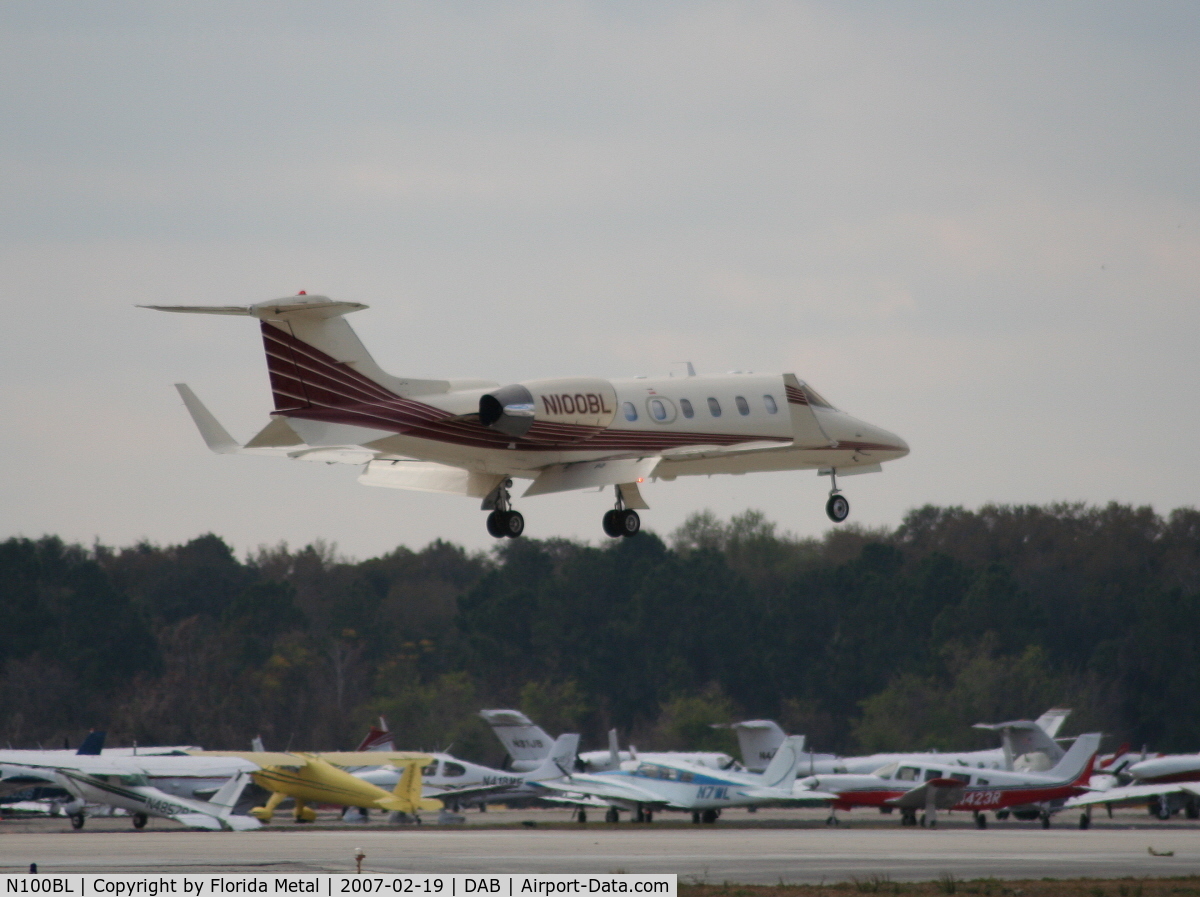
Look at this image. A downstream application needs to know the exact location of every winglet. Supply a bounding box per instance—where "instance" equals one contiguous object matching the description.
[175,384,240,454]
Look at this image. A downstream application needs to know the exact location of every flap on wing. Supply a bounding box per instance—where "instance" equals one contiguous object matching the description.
[523,457,660,497]
[885,779,966,810]
[360,460,505,498]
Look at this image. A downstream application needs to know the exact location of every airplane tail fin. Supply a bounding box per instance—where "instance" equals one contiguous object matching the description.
[76,731,106,755]
[527,734,580,781]
[479,709,555,772]
[357,717,395,752]
[760,735,807,790]
[207,771,252,814]
[1034,708,1072,739]
[608,729,621,769]
[144,295,448,411]
[1047,732,1102,785]
[729,720,787,773]
[974,718,1066,769]
[387,760,441,813]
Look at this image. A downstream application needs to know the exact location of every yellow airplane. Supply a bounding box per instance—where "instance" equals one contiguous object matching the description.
[192,751,442,823]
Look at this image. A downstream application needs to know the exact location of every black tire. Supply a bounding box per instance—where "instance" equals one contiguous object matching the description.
[132,813,148,830]
[577,809,587,824]
[70,814,85,830]
[692,812,701,824]
[1187,799,1199,819]
[619,509,641,537]
[826,494,850,523]
[1041,813,1051,829]
[486,511,506,538]
[975,812,987,829]
[502,510,525,538]
[1079,813,1090,830]
[702,809,718,824]
[605,807,619,824]
[602,510,622,538]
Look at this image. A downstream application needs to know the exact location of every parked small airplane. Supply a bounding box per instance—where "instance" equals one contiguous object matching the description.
[192,749,441,823]
[480,709,741,773]
[532,735,835,822]
[797,732,1101,829]
[1066,751,1200,821]
[0,754,258,831]
[726,709,1072,775]
[145,294,908,537]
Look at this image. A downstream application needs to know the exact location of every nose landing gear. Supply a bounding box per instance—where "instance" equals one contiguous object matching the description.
[602,486,641,538]
[484,479,525,538]
[825,470,850,523]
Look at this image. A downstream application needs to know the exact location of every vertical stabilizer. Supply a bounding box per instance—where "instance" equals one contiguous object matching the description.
[760,735,806,790]
[479,709,554,772]
[730,720,787,773]
[76,731,106,755]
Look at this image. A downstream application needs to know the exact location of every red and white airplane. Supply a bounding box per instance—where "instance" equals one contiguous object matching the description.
[797,732,1101,829]
[145,294,908,538]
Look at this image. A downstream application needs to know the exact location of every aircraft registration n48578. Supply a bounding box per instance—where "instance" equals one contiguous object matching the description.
[144,294,908,538]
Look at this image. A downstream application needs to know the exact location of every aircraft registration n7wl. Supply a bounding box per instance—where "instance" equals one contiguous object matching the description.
[144,294,908,538]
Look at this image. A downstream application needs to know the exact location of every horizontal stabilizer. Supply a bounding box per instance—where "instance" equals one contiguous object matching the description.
[175,384,240,454]
[139,305,253,315]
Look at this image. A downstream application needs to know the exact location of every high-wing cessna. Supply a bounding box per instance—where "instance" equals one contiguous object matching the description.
[144,295,908,537]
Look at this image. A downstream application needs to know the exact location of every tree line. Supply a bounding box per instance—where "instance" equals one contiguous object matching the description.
[2,502,1198,765]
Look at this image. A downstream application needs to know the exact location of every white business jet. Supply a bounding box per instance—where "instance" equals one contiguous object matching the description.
[144,294,908,537]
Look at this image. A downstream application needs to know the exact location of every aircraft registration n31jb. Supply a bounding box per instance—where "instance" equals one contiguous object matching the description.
[145,294,908,538]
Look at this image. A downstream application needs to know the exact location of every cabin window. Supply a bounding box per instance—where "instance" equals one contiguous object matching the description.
[422,763,438,776]
[896,766,919,781]
[923,769,940,782]
[442,762,466,777]
[679,771,694,783]
[735,396,750,415]
[975,777,989,786]
[650,399,667,421]
[763,394,778,414]
[707,397,722,417]
[680,398,694,419]
[622,402,638,422]
[950,772,971,783]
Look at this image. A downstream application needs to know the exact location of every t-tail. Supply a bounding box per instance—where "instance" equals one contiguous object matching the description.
[357,717,396,752]
[729,720,786,773]
[479,709,555,772]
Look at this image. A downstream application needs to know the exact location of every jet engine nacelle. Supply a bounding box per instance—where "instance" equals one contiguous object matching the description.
[479,378,618,442]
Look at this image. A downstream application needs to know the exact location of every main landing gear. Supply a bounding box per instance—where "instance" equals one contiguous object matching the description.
[825,470,850,523]
[484,479,525,539]
[602,486,640,538]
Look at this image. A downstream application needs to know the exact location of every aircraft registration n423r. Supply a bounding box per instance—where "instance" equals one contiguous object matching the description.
[144,294,908,539]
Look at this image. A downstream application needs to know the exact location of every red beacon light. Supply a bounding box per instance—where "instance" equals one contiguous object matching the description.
[297,290,307,295]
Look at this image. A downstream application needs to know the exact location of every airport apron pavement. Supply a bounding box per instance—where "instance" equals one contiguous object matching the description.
[3,828,1199,882]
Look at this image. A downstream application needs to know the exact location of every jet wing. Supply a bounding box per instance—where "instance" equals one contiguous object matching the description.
[885,779,967,810]
[532,777,671,808]
[188,751,308,768]
[1065,782,1200,808]
[659,440,793,462]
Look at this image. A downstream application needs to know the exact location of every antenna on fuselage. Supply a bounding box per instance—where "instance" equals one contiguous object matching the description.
[671,362,697,377]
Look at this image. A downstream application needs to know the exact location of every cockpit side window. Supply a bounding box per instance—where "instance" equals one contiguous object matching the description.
[896,766,920,781]
[802,385,836,409]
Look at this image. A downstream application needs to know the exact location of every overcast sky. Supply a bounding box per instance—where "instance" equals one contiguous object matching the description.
[2,1,1197,559]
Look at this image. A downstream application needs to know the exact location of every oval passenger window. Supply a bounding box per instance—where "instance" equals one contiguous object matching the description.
[707,397,722,417]
[763,394,778,414]
[650,399,667,421]
[680,398,694,418]
[622,402,638,422]
[735,396,750,415]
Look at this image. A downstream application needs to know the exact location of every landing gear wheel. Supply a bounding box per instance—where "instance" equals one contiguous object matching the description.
[501,510,524,538]
[701,809,719,824]
[1040,812,1051,829]
[974,812,987,830]
[602,509,622,538]
[692,812,701,824]
[619,509,640,537]
[826,493,850,523]
[577,809,587,824]
[70,813,85,830]
[132,813,148,830]
[486,510,506,538]
[605,807,619,824]
[1079,813,1090,830]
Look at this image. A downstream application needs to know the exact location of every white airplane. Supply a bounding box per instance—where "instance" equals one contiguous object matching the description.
[800,733,1102,829]
[144,294,908,537]
[1066,751,1200,821]
[0,754,259,831]
[532,735,835,823]
[727,709,1072,776]
[480,709,741,773]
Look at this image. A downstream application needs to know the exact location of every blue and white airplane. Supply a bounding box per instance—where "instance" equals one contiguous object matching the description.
[530,735,835,823]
